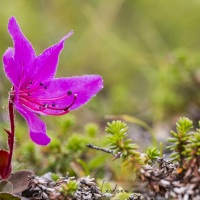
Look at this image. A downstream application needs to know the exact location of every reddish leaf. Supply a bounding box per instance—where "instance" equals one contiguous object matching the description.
[8,170,34,193]
[0,149,11,179]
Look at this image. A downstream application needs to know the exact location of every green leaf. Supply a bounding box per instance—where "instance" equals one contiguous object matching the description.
[170,131,178,137]
[111,192,131,200]
[0,193,20,200]
[106,115,157,146]
[76,159,90,175]
[88,155,107,170]
[176,117,193,133]
[51,173,60,181]
[0,180,13,193]
[129,150,140,156]
[84,123,99,138]
[167,137,178,142]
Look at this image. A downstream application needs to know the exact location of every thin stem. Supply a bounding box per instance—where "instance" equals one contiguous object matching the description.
[4,87,15,178]
[87,144,122,159]
[9,99,15,136]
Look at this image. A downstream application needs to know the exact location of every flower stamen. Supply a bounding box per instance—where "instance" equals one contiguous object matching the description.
[19,93,77,115]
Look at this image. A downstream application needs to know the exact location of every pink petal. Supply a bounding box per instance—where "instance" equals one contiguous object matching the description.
[3,48,20,87]
[8,17,36,87]
[34,31,73,83]
[28,75,103,115]
[14,98,51,145]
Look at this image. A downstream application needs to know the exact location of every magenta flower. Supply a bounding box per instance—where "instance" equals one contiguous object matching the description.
[3,17,103,146]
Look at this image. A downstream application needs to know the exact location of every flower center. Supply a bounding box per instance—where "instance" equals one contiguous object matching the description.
[18,81,77,116]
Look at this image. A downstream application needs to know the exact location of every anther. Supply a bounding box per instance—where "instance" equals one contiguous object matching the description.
[29,81,32,84]
[43,103,48,108]
[64,94,77,111]
[67,90,72,96]
[40,82,44,86]
[44,86,47,89]
[52,103,55,107]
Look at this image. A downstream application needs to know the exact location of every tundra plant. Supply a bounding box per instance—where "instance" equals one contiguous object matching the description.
[0,16,103,179]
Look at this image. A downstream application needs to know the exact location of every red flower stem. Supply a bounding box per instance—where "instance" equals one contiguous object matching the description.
[5,87,15,177]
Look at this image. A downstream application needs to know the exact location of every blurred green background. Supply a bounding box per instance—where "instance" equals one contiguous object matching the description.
[1,0,200,192]
[1,1,200,146]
